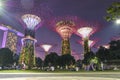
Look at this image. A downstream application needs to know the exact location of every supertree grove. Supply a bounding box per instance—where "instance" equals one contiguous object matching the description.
[19,14,41,69]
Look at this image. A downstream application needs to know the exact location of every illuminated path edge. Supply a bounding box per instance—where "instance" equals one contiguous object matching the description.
[0,73,120,80]
[0,77,119,80]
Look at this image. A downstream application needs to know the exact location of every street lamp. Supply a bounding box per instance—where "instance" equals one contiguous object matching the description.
[115,19,120,24]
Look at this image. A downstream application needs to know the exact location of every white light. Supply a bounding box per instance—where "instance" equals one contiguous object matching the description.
[0,1,5,11]
[0,2,3,7]
[115,19,120,24]
[41,44,52,52]
[103,44,109,49]
[77,27,93,38]
[88,40,94,47]
[22,14,41,30]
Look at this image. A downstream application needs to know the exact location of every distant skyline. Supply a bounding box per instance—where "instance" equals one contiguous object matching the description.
[0,0,120,59]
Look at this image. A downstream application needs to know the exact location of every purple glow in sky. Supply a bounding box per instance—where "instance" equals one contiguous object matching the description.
[0,0,120,58]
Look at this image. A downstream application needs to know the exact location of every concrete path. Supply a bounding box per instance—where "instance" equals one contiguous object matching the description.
[0,73,120,80]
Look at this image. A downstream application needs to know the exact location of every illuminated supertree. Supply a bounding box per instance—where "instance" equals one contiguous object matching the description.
[55,17,76,55]
[41,44,52,56]
[78,40,96,51]
[19,14,41,69]
[77,27,93,54]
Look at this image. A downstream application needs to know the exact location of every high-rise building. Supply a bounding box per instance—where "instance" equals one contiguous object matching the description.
[5,32,17,53]
[0,25,24,54]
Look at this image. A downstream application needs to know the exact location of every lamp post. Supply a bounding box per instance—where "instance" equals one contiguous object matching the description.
[19,14,41,69]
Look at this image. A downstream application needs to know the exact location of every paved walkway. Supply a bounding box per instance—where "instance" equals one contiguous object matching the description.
[0,73,120,80]
[0,77,120,80]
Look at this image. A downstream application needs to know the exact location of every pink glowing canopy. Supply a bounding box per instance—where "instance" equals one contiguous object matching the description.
[41,44,52,52]
[22,14,41,30]
[56,20,76,40]
[77,27,93,38]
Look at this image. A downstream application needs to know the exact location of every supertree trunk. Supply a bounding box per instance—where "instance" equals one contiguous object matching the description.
[19,39,36,69]
[83,37,90,54]
[62,39,71,55]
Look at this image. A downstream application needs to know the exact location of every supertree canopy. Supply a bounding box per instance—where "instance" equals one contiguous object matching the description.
[22,14,41,38]
[41,44,52,56]
[19,14,41,69]
[77,27,93,38]
[56,20,76,40]
[55,17,76,55]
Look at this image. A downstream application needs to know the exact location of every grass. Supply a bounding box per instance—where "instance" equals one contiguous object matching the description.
[0,69,120,73]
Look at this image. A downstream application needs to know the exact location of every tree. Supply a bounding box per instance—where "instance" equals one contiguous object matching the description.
[83,51,95,65]
[13,53,19,65]
[96,46,110,62]
[60,54,75,67]
[35,57,43,68]
[109,40,120,60]
[44,52,59,67]
[105,2,120,21]
[75,59,82,68]
[0,48,14,66]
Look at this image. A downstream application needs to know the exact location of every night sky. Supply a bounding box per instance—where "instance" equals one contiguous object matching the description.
[0,0,120,60]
